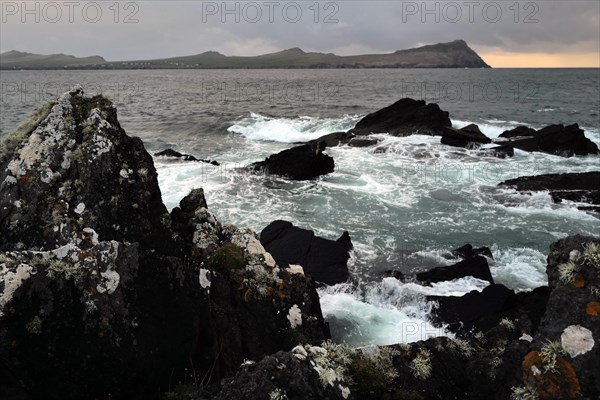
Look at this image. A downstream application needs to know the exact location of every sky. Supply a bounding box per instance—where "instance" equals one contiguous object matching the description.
[1,0,599,67]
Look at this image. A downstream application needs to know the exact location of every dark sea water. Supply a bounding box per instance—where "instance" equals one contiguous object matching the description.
[1,69,599,345]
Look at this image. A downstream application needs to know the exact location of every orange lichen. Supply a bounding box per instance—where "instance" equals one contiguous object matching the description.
[19,175,29,183]
[586,301,600,317]
[574,276,586,288]
[522,351,580,399]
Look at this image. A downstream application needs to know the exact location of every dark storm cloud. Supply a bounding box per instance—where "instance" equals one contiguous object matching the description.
[0,1,598,60]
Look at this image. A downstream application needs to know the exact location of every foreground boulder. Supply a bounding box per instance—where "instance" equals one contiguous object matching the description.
[500,172,600,211]
[248,142,334,180]
[260,220,351,285]
[440,124,492,148]
[0,88,329,400]
[496,124,599,157]
[349,98,452,137]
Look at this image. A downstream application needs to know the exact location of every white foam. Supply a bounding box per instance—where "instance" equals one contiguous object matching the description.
[317,277,489,346]
[489,245,548,291]
[227,112,360,143]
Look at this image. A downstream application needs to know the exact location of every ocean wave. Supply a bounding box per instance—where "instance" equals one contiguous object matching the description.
[227,112,360,143]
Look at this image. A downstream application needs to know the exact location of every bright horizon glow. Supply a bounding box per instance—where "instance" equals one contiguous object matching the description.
[480,51,600,68]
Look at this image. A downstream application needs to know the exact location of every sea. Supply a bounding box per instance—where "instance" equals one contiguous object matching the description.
[1,68,599,346]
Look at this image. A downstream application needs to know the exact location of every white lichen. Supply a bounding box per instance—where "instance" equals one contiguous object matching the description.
[74,202,86,214]
[286,264,304,275]
[269,388,288,400]
[410,348,432,380]
[582,242,600,269]
[499,318,515,331]
[287,304,302,328]
[519,334,533,343]
[511,385,538,400]
[448,339,474,359]
[539,340,566,373]
[199,268,211,290]
[0,264,34,316]
[558,261,576,284]
[560,325,595,358]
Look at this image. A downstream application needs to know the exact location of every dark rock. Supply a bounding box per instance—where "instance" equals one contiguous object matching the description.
[499,124,599,157]
[529,235,600,399]
[307,131,355,147]
[0,87,175,254]
[155,148,220,165]
[0,87,330,400]
[430,284,517,332]
[441,125,492,148]
[349,98,452,137]
[477,145,514,158]
[155,148,199,161]
[499,172,600,209]
[416,255,494,284]
[248,142,334,180]
[336,231,353,251]
[260,220,351,285]
[499,125,537,138]
[452,243,493,260]
[347,137,379,147]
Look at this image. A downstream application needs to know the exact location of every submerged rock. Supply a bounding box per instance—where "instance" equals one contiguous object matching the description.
[416,255,494,284]
[0,87,329,400]
[248,141,334,180]
[500,172,600,211]
[155,148,220,165]
[260,220,351,285]
[496,123,599,157]
[349,98,452,137]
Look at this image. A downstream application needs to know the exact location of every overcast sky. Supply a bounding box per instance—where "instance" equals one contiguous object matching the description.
[1,0,599,67]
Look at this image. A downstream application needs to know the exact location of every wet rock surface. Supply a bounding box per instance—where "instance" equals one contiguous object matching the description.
[248,142,334,180]
[440,125,492,148]
[260,220,351,285]
[500,172,600,211]
[155,148,220,165]
[349,98,452,137]
[417,255,494,284]
[496,123,599,157]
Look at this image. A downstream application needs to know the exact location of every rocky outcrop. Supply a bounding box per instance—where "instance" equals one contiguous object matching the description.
[248,142,334,180]
[500,172,600,211]
[531,235,600,398]
[417,255,494,284]
[197,235,599,400]
[349,98,452,137]
[440,124,492,148]
[0,88,330,400]
[260,221,351,285]
[155,148,220,165]
[496,124,599,157]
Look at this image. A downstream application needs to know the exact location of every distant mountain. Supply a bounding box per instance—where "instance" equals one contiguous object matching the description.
[0,40,490,70]
[0,50,106,69]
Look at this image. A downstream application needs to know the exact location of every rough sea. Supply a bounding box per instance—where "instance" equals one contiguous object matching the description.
[1,68,599,346]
